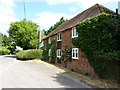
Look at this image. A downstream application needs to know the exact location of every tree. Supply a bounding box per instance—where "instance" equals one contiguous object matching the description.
[44,17,67,35]
[2,35,11,46]
[8,20,39,50]
[0,33,2,47]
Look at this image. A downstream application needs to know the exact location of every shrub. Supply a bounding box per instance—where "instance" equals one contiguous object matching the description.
[13,49,21,54]
[16,49,43,60]
[0,47,10,55]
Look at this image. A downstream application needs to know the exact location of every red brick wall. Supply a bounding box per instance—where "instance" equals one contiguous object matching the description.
[44,29,98,78]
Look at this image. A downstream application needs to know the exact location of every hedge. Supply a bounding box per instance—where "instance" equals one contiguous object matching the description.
[0,47,10,55]
[16,49,43,60]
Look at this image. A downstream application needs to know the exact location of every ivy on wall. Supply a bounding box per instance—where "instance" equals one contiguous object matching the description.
[42,39,52,61]
[61,46,72,68]
[43,39,57,64]
[50,40,57,64]
[72,13,120,79]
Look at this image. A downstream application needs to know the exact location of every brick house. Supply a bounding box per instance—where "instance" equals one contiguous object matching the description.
[40,4,115,77]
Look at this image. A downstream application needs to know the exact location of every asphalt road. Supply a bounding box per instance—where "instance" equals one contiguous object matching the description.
[0,55,92,88]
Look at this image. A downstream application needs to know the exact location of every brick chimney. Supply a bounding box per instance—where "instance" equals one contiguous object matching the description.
[38,30,42,42]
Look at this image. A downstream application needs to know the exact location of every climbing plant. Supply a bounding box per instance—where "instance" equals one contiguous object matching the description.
[42,39,52,61]
[72,13,120,79]
[61,46,72,68]
[50,40,57,64]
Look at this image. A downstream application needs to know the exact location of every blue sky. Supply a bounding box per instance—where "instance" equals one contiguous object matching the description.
[0,0,119,35]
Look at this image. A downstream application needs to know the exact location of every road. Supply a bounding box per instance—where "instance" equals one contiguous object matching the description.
[0,55,92,88]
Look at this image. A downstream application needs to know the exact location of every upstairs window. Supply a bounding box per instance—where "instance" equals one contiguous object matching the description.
[57,49,62,58]
[72,48,78,59]
[57,33,62,41]
[72,27,78,38]
[48,37,51,44]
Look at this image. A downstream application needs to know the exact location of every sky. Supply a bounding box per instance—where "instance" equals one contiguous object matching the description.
[0,0,119,35]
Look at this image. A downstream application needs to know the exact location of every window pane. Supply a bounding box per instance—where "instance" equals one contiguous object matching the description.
[76,49,78,58]
[58,50,59,56]
[73,50,75,57]
[57,50,59,56]
[60,50,61,56]
[60,34,61,40]
[57,35,59,40]
[73,30,74,36]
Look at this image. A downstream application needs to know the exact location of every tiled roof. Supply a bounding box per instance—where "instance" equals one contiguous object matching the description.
[43,3,115,39]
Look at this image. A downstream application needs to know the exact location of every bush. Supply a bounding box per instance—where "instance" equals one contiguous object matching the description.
[0,47,10,55]
[16,49,43,60]
[13,49,21,54]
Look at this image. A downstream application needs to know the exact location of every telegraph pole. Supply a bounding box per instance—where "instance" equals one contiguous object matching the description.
[23,0,26,20]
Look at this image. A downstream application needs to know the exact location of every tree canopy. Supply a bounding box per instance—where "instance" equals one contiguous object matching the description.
[8,20,39,50]
[44,17,67,35]
[0,33,2,47]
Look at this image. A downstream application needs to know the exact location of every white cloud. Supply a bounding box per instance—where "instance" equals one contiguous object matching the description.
[29,0,118,9]
[33,12,73,30]
[0,0,17,35]
[14,0,119,8]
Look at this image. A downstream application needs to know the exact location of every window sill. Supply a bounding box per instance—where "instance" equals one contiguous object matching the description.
[72,57,78,59]
[72,36,78,38]
[57,40,62,42]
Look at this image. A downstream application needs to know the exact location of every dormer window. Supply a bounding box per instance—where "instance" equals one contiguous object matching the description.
[72,27,78,38]
[57,33,62,41]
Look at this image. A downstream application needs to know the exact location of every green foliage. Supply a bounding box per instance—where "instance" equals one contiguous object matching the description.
[0,47,10,55]
[13,49,21,54]
[8,20,39,50]
[0,33,17,54]
[42,39,52,61]
[0,33,2,47]
[42,39,56,63]
[0,33,12,47]
[61,46,72,68]
[72,13,120,79]
[44,17,66,35]
[2,35,11,46]
[16,49,43,60]
[7,43,16,54]
[50,40,57,64]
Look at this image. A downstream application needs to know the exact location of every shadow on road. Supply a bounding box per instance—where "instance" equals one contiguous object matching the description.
[52,72,93,88]
[4,55,16,58]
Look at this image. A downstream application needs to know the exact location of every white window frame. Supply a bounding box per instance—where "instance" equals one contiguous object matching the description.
[57,49,62,58]
[72,27,78,38]
[57,33,62,41]
[72,48,78,59]
[48,49,51,56]
[48,37,51,44]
